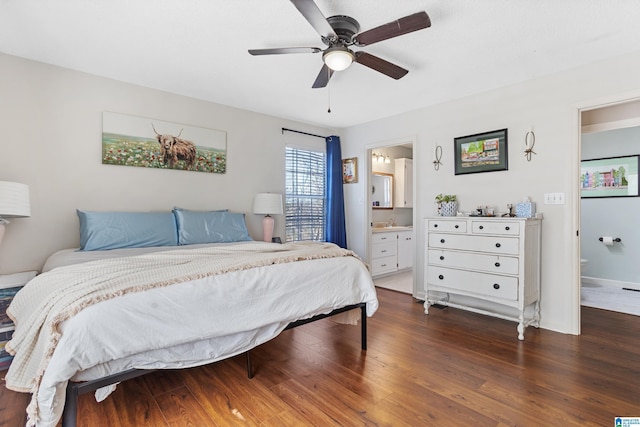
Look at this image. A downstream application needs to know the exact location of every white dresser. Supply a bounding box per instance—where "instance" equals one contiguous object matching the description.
[424,217,541,340]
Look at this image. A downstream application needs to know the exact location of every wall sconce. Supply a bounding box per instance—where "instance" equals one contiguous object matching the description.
[432,145,443,171]
[525,130,536,162]
[0,181,31,247]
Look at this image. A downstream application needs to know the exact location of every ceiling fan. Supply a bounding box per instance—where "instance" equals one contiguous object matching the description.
[248,0,431,88]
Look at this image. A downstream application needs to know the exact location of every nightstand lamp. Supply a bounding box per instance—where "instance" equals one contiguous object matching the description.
[253,193,283,242]
[0,181,31,247]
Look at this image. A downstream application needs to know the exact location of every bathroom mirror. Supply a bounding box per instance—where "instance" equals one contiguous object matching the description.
[372,173,393,209]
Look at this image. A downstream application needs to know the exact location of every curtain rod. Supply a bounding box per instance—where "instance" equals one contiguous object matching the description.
[282,127,327,139]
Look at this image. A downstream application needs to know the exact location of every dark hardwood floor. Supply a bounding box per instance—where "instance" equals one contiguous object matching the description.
[2,287,638,426]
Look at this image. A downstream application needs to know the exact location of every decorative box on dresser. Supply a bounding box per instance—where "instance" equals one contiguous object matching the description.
[424,217,541,340]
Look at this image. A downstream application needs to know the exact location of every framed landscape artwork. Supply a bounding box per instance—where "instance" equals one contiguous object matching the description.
[580,155,639,198]
[454,128,508,175]
[102,112,227,174]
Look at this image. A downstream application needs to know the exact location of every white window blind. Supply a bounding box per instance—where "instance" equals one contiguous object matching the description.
[285,146,326,242]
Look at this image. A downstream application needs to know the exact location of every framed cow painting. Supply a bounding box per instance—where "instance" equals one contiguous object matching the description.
[102,112,227,173]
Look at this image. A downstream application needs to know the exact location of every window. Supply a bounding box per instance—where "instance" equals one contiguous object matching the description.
[285,146,326,242]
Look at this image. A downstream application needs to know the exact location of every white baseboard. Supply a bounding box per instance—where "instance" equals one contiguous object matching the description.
[581,276,640,291]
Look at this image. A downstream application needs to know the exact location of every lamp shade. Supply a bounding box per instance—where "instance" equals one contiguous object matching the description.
[253,193,283,215]
[0,181,31,218]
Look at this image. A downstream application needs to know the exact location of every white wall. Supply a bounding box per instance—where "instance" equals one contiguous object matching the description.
[581,126,640,285]
[341,51,640,335]
[0,53,334,273]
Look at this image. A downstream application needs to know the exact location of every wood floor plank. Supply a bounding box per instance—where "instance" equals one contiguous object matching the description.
[1,287,639,426]
[180,361,276,425]
[87,376,167,427]
[154,386,217,427]
[0,381,29,427]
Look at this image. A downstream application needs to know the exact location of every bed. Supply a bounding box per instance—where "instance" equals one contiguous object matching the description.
[4,210,378,427]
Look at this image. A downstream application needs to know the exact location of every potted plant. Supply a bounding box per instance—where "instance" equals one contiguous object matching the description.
[435,193,458,216]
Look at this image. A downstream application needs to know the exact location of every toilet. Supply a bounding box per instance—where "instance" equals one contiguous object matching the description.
[580,258,588,275]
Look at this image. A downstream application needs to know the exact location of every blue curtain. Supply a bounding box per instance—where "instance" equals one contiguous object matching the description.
[325,135,347,248]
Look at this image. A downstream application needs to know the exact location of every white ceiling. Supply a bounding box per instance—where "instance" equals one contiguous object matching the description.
[2,0,640,129]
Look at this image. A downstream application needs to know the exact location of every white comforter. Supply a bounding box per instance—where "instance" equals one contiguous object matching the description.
[8,243,378,427]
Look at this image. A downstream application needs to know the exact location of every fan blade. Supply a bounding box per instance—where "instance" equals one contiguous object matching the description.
[312,64,334,88]
[290,0,337,42]
[355,51,408,80]
[354,11,431,46]
[249,47,322,55]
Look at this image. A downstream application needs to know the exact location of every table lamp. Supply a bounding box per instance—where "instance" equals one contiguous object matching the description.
[0,181,31,246]
[253,193,283,242]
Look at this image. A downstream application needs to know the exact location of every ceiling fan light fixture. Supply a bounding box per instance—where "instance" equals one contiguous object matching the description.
[323,46,355,71]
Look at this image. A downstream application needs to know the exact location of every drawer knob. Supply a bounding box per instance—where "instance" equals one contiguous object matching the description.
[438,274,444,280]
[495,262,500,267]
[381,250,387,253]
[479,225,484,230]
[493,283,500,290]
[505,226,510,231]
[454,225,459,229]
[434,224,438,228]
[495,243,501,248]
[440,239,445,244]
[439,255,445,261]
[381,264,387,267]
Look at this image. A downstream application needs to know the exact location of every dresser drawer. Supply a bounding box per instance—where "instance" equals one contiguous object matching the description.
[471,221,520,235]
[428,233,519,255]
[427,266,518,301]
[372,241,397,258]
[371,255,397,275]
[428,249,519,275]
[372,232,396,244]
[428,220,467,233]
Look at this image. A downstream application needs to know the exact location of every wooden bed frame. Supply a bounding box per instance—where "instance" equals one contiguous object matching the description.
[61,303,367,427]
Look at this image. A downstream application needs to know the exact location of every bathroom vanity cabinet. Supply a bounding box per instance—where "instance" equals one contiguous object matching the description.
[424,217,541,340]
[371,228,414,276]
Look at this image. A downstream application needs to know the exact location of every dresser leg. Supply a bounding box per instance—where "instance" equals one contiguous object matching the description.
[517,314,525,340]
[423,300,430,314]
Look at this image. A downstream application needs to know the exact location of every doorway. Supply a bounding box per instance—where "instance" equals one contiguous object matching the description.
[366,137,416,295]
[578,99,640,318]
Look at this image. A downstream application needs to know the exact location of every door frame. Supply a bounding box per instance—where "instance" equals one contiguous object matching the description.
[573,90,640,333]
[364,135,417,292]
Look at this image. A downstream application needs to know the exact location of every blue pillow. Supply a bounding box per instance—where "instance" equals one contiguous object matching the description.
[173,208,252,245]
[78,210,178,251]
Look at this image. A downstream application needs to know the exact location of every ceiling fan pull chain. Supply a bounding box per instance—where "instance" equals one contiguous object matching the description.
[327,70,332,113]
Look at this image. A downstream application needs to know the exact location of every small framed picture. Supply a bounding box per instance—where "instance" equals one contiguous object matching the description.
[580,155,639,198]
[342,157,358,184]
[454,128,508,175]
